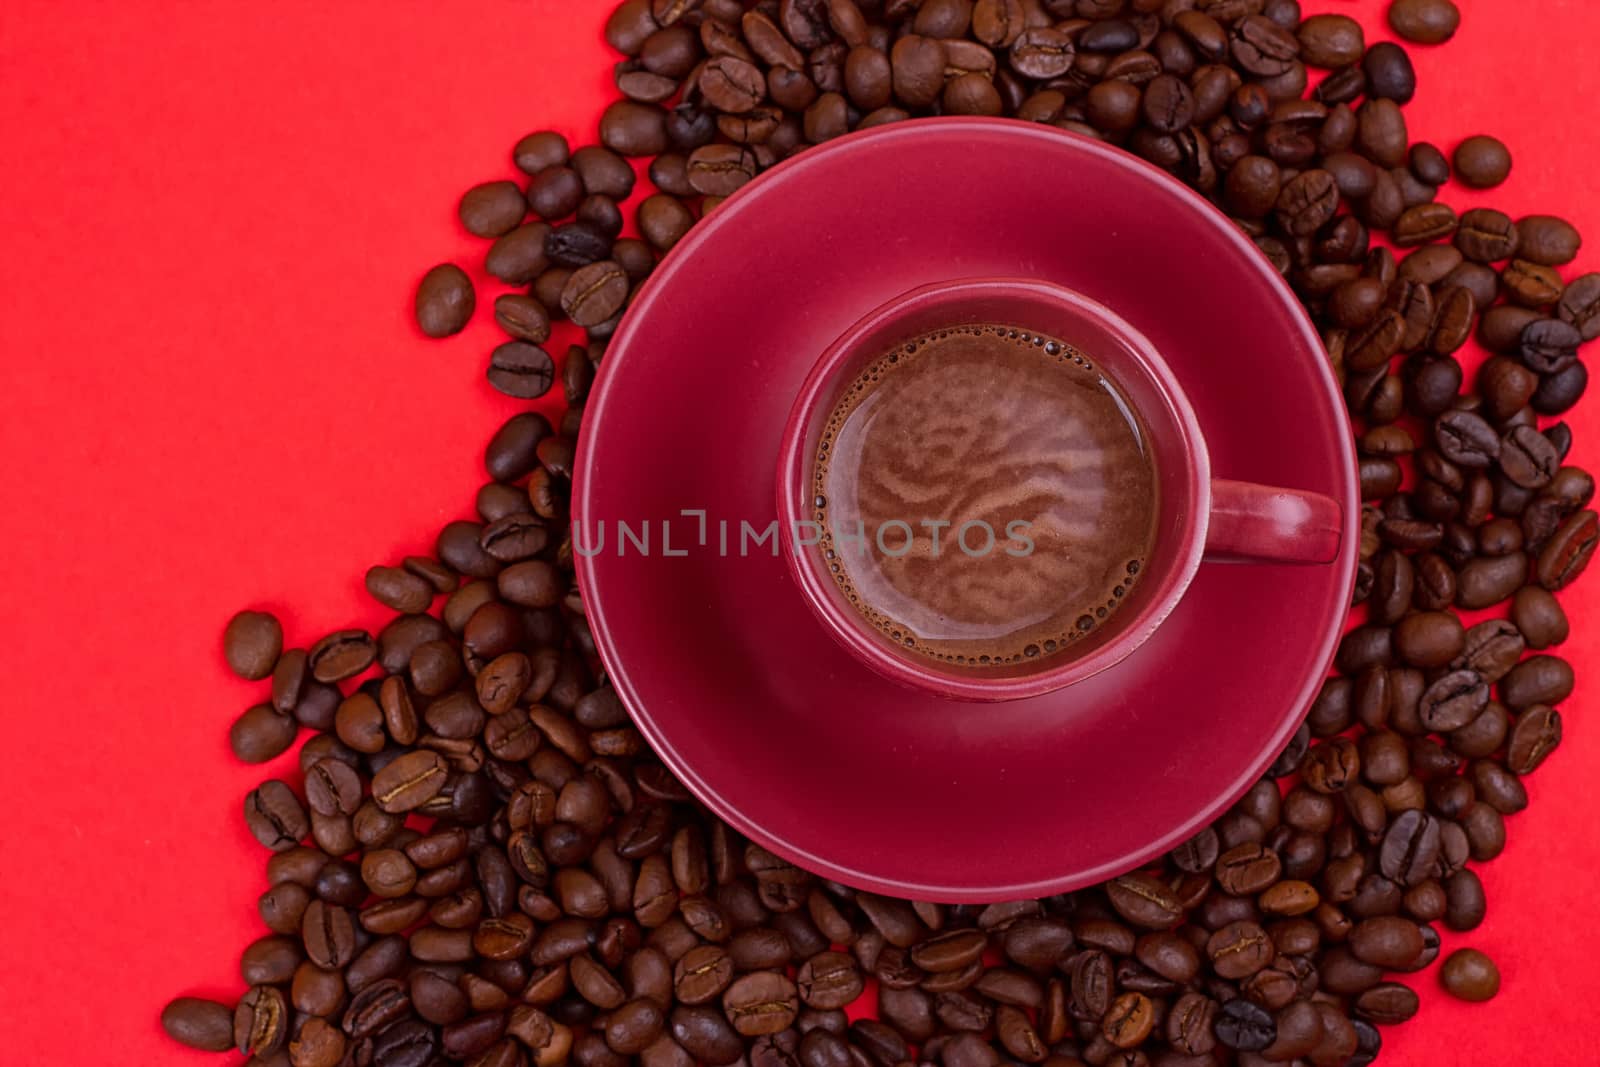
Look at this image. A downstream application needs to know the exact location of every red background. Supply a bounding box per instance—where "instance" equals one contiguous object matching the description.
[1,1,1596,1062]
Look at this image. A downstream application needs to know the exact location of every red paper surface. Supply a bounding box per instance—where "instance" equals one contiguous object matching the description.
[1,1,1596,1062]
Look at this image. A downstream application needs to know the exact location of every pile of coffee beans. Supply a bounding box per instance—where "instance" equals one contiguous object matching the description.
[167,1,1593,1065]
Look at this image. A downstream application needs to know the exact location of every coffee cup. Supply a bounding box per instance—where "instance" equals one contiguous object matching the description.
[777,277,1344,703]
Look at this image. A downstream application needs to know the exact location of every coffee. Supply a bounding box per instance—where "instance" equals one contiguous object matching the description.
[810,324,1158,667]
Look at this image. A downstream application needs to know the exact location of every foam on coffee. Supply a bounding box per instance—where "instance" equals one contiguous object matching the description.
[811,324,1158,667]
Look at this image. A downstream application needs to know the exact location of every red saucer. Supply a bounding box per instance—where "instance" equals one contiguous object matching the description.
[574,118,1359,902]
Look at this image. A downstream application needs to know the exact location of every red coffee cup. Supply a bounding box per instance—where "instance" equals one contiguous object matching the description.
[777,278,1344,702]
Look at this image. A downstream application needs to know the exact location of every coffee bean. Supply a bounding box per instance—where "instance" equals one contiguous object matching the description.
[1440,948,1500,1001]
[488,342,556,399]
[700,56,767,113]
[415,264,477,339]
[601,100,669,156]
[1504,704,1564,778]
[1096,990,1152,1049]
[245,780,308,852]
[1456,552,1528,609]
[1500,653,1575,710]
[1295,14,1362,68]
[1504,259,1565,309]
[1453,135,1511,189]
[1394,203,1457,246]
[1008,29,1073,81]
[1106,874,1182,929]
[486,223,552,286]
[372,749,449,813]
[724,972,800,1036]
[225,610,283,680]
[231,702,299,764]
[1206,920,1272,979]
[546,222,615,268]
[1455,208,1518,263]
[1558,272,1600,339]
[561,261,630,328]
[309,629,375,683]
[673,943,734,1004]
[234,985,289,1056]
[162,997,236,1052]
[459,180,529,238]
[1349,916,1424,968]
[1511,586,1569,649]
[514,129,572,174]
[1418,669,1489,731]
[637,194,694,251]
[1536,509,1599,588]
[1276,169,1338,235]
[1532,360,1589,415]
[1363,40,1416,102]
[1516,215,1583,266]
[1214,997,1276,1052]
[1390,0,1460,44]
[1380,810,1441,886]
[1434,409,1500,468]
[1394,611,1463,667]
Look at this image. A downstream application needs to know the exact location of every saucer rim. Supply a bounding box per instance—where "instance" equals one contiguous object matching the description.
[574,117,1360,901]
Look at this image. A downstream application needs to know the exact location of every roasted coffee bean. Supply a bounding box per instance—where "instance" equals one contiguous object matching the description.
[1440,948,1500,1001]
[1297,15,1363,68]
[163,998,236,1052]
[1106,875,1182,929]
[1435,410,1500,468]
[232,986,289,1056]
[546,222,615,267]
[1349,916,1424,968]
[1504,259,1566,309]
[1453,210,1518,267]
[724,972,799,1036]
[1558,272,1600,339]
[1532,361,1589,415]
[1214,997,1276,1052]
[1394,203,1457,246]
[1500,654,1575,709]
[1277,169,1339,236]
[1390,0,1460,44]
[1448,134,1511,188]
[561,261,630,328]
[1380,810,1440,886]
[459,180,528,238]
[231,702,299,764]
[246,780,309,852]
[1418,670,1489,732]
[487,342,556,399]
[1206,921,1272,979]
[515,129,572,173]
[1518,215,1584,266]
[1394,611,1463,667]
[372,750,449,813]
[1363,40,1416,102]
[415,263,476,339]
[1456,552,1529,609]
[1506,704,1563,775]
[1454,619,1524,683]
[224,610,284,682]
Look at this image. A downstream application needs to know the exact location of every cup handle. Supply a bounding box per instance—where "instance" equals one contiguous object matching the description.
[1205,479,1344,564]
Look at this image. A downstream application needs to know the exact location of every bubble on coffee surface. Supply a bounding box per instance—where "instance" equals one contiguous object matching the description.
[812,324,1158,667]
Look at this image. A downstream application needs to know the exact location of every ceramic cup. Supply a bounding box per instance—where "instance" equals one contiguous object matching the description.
[777,277,1345,703]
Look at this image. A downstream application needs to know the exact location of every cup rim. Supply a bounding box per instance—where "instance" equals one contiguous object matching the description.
[777,276,1213,702]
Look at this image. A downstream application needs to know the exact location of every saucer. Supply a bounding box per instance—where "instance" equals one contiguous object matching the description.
[574,118,1359,902]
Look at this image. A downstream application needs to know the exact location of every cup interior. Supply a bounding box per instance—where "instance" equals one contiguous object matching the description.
[780,278,1213,701]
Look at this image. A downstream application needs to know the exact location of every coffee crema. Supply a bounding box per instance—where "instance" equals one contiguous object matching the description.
[811,324,1159,668]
